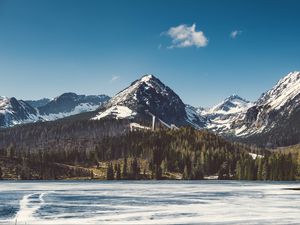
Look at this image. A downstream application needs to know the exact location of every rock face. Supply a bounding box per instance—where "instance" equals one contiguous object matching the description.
[0,96,38,128]
[92,74,206,128]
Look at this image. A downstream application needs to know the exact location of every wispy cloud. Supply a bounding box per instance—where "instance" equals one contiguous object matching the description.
[163,23,208,49]
[230,30,242,39]
[110,75,120,83]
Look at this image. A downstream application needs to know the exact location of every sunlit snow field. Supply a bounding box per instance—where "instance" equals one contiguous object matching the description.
[0,180,300,224]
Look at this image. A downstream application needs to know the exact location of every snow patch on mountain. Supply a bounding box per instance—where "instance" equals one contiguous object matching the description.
[92,105,136,120]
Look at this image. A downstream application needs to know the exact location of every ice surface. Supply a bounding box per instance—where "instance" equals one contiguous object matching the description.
[0,181,300,225]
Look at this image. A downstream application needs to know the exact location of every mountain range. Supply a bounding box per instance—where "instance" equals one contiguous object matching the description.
[1,71,300,147]
[0,93,109,127]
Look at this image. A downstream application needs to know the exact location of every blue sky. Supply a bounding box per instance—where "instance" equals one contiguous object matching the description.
[0,0,300,107]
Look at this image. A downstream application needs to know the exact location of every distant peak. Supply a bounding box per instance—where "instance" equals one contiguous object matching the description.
[60,92,78,97]
[142,74,154,78]
[53,92,78,100]
[225,94,248,102]
[227,94,240,99]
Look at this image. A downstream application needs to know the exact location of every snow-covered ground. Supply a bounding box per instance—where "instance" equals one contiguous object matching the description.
[249,152,263,159]
[40,103,100,121]
[1,181,300,225]
[130,122,151,131]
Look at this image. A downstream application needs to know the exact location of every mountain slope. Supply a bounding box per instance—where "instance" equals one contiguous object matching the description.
[92,74,206,128]
[227,71,300,146]
[0,97,39,128]
[235,71,300,137]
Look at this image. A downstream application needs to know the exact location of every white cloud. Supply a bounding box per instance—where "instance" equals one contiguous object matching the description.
[164,23,208,49]
[230,30,242,39]
[110,75,120,83]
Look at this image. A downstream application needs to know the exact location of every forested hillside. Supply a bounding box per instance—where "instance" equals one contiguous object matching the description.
[0,117,129,152]
[0,125,297,181]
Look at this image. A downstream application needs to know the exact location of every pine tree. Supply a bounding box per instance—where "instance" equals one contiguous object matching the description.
[183,165,189,179]
[161,160,168,174]
[155,165,162,180]
[192,164,204,180]
[106,163,114,180]
[256,158,263,180]
[262,160,269,181]
[116,164,121,180]
[122,158,128,179]
[218,162,229,180]
[236,161,242,180]
[130,158,140,179]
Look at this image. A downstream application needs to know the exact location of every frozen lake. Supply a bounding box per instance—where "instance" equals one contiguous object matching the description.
[0,180,300,224]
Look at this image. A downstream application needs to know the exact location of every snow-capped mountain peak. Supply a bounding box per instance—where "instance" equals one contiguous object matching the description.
[93,74,206,128]
[207,94,253,115]
[140,74,154,82]
[203,95,253,134]
[107,74,170,108]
